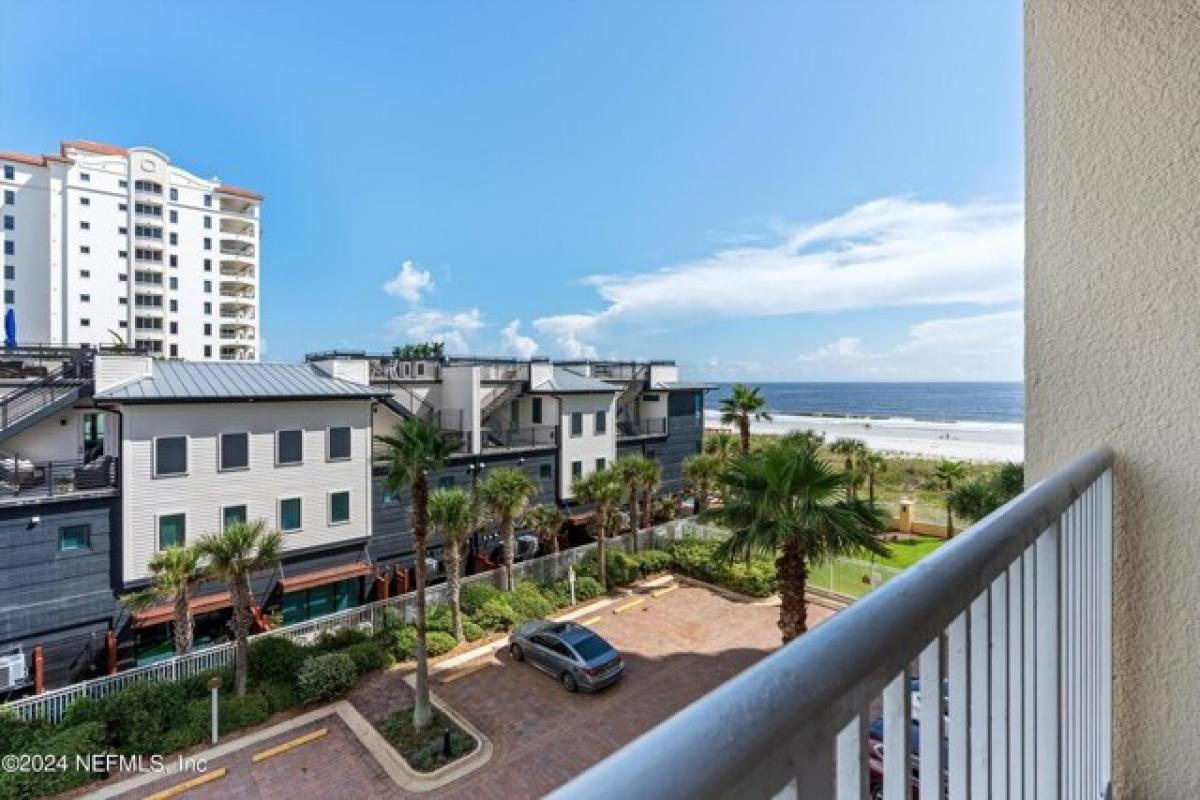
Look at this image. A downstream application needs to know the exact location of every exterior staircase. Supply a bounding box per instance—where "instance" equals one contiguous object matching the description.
[481,380,523,421]
[0,367,88,444]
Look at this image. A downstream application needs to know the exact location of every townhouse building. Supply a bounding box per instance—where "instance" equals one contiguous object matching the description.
[0,348,707,692]
[0,140,262,361]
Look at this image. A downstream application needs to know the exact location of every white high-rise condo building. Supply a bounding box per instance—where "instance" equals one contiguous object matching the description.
[0,140,262,361]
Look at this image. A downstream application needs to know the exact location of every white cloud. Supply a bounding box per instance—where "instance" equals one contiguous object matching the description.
[385,308,484,354]
[796,310,1023,379]
[500,319,539,360]
[532,197,1022,357]
[382,260,434,304]
[532,314,599,359]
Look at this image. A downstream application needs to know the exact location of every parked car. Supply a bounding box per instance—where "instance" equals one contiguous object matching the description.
[486,531,541,563]
[508,620,624,692]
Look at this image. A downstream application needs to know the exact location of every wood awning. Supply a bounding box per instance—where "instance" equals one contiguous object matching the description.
[132,591,232,628]
[278,563,372,593]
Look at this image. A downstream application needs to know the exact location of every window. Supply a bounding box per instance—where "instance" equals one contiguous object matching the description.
[204,258,211,272]
[79,245,89,254]
[118,320,127,327]
[381,487,403,505]
[169,255,177,267]
[570,412,583,437]
[3,190,12,204]
[204,194,212,207]
[158,513,186,549]
[169,277,178,290]
[170,299,178,312]
[328,426,351,461]
[539,463,552,479]
[646,449,657,461]
[80,172,90,182]
[219,432,249,471]
[643,393,661,402]
[80,269,90,278]
[118,250,128,259]
[80,196,90,206]
[135,248,162,262]
[203,215,212,229]
[118,203,127,212]
[438,475,455,489]
[279,498,302,531]
[571,461,583,480]
[596,457,606,472]
[203,323,212,336]
[222,505,247,530]
[169,210,178,223]
[119,179,128,189]
[4,290,13,305]
[169,344,178,358]
[58,524,90,552]
[135,202,160,216]
[79,318,90,327]
[119,298,127,305]
[169,232,178,246]
[329,491,350,524]
[4,266,13,280]
[80,294,90,303]
[79,221,90,230]
[169,321,177,334]
[203,280,212,293]
[154,436,187,477]
[3,242,11,256]
[204,345,212,358]
[169,188,178,201]
[2,215,12,231]
[595,410,607,434]
[203,302,212,314]
[3,165,12,180]
[532,397,543,425]
[276,429,303,465]
[118,226,128,235]
[203,237,211,250]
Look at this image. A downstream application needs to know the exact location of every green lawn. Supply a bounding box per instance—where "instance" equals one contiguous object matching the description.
[875,535,944,569]
[807,535,944,599]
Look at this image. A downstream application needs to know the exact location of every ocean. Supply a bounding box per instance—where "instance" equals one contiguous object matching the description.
[704,382,1024,424]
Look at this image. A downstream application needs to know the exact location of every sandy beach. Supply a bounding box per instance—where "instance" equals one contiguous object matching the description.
[705,410,1024,463]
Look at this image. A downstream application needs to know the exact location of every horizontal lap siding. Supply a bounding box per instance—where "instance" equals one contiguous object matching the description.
[657,391,704,493]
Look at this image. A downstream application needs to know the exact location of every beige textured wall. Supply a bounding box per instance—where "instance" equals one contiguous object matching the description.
[1026,2,1200,795]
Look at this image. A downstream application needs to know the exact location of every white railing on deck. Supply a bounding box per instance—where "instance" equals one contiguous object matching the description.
[2,518,705,724]
[554,447,1114,800]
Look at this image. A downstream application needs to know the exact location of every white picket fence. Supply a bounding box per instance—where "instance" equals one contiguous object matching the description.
[3,519,708,724]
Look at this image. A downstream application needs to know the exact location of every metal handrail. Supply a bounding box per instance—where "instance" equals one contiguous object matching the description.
[555,446,1114,799]
[481,425,557,449]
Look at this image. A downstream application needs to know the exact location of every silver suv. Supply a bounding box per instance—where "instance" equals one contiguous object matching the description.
[508,620,624,692]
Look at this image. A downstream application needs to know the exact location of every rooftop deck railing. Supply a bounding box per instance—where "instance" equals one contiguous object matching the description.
[481,425,558,450]
[617,417,668,438]
[555,447,1114,800]
[0,455,118,504]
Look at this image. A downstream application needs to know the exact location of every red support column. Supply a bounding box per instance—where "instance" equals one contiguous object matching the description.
[105,631,117,675]
[395,565,410,595]
[33,645,44,694]
[374,573,390,601]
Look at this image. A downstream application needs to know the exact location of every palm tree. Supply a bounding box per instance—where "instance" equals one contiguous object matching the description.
[931,459,968,538]
[704,430,738,465]
[719,384,772,454]
[778,429,826,453]
[573,469,625,588]
[428,488,475,642]
[864,452,888,508]
[478,466,538,590]
[829,438,868,500]
[375,418,459,729]
[120,545,203,656]
[194,521,282,696]
[612,455,648,536]
[716,441,888,642]
[638,457,662,530]
[523,504,565,555]
[682,453,722,512]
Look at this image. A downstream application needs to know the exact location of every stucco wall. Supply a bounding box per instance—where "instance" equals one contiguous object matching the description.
[1025,2,1200,794]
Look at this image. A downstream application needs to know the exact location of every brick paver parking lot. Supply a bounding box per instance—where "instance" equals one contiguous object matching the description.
[113,585,833,800]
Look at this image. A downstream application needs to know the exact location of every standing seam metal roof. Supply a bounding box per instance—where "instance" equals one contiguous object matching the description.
[95,361,384,401]
[529,367,624,394]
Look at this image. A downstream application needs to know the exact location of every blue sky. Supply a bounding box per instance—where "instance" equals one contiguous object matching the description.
[3,1,1023,381]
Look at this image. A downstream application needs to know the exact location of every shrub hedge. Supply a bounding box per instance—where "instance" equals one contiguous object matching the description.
[667,536,777,597]
[296,652,358,704]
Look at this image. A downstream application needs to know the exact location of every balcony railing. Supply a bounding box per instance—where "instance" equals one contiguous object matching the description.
[617,417,668,438]
[482,425,558,450]
[556,447,1114,800]
[0,455,118,504]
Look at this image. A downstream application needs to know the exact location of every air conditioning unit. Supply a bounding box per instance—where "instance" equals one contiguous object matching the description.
[0,651,27,690]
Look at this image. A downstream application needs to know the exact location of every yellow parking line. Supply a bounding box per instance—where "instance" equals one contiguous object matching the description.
[440,661,492,684]
[580,616,603,626]
[251,728,328,763]
[613,598,645,614]
[145,767,227,799]
[651,584,678,598]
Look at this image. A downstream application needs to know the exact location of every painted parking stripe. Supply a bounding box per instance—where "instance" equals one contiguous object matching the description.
[580,616,604,626]
[440,661,493,684]
[650,584,678,598]
[613,598,645,614]
[251,728,328,763]
[145,767,227,799]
